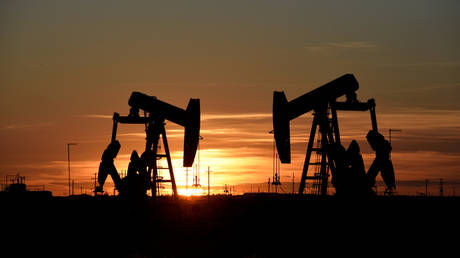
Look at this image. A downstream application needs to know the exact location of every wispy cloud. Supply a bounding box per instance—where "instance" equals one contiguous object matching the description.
[380,82,459,94]
[377,61,460,67]
[80,113,271,121]
[0,122,53,130]
[118,133,148,137]
[202,113,271,121]
[326,42,378,49]
[304,41,378,52]
[80,114,113,119]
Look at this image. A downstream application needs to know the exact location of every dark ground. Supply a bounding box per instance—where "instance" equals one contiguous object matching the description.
[2,193,459,257]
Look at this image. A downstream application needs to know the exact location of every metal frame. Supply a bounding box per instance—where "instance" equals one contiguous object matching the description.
[111,113,178,197]
[298,99,378,195]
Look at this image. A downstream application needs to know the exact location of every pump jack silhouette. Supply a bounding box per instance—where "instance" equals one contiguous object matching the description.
[273,74,395,195]
[97,92,200,198]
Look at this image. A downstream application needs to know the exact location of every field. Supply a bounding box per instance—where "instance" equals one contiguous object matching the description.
[2,193,459,257]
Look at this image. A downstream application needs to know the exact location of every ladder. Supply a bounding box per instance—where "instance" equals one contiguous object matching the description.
[146,121,178,198]
[298,105,339,195]
[310,138,325,195]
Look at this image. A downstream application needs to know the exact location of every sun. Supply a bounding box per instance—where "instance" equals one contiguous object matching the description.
[177,187,206,197]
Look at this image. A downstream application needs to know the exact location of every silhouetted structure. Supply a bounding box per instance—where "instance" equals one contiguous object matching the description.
[2,174,52,198]
[120,150,150,199]
[5,174,26,194]
[270,130,282,192]
[272,74,395,196]
[192,165,201,188]
[97,140,122,193]
[366,130,395,194]
[97,92,200,198]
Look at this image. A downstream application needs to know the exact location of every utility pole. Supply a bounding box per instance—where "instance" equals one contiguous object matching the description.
[92,172,97,196]
[208,166,211,197]
[269,129,281,191]
[389,129,402,145]
[186,167,189,196]
[292,172,295,194]
[198,135,203,185]
[389,129,401,159]
[440,178,443,197]
[425,179,429,196]
[67,143,77,196]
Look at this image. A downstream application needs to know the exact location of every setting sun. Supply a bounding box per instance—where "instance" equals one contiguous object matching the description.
[177,187,206,197]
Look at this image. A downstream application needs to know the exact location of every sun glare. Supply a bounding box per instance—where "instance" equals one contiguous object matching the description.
[178,187,205,197]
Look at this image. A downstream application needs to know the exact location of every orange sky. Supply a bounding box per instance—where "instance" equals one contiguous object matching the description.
[1,1,459,195]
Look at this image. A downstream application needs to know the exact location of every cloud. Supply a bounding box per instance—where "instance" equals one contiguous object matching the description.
[377,61,460,67]
[80,114,113,119]
[304,41,378,52]
[389,151,460,181]
[326,42,378,49]
[0,122,53,130]
[202,113,271,121]
[81,112,272,122]
[380,82,459,94]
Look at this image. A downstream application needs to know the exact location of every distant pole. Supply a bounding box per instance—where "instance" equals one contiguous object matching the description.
[268,177,270,193]
[68,145,70,196]
[72,180,74,196]
[425,179,429,196]
[389,129,402,145]
[186,167,189,195]
[94,173,97,196]
[198,136,203,186]
[389,129,401,159]
[292,172,294,194]
[440,178,443,197]
[269,129,276,189]
[208,166,210,197]
[67,143,77,196]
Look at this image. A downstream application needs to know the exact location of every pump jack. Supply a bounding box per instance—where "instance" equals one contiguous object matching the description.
[273,74,394,195]
[106,92,200,197]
